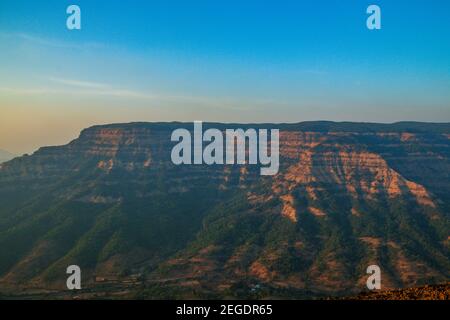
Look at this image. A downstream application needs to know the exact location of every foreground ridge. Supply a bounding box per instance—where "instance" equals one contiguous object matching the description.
[340,282,450,300]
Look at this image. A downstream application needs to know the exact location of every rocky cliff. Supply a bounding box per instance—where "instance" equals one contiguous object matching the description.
[0,122,449,299]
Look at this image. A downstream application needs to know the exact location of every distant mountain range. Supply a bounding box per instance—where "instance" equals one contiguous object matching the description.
[0,149,15,164]
[0,121,449,299]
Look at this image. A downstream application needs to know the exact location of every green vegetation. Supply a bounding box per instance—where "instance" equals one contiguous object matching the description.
[0,121,448,298]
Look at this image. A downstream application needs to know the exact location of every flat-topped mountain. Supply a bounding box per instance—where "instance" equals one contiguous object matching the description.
[0,121,449,299]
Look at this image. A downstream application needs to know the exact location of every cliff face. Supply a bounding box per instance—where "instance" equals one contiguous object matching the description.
[0,122,449,298]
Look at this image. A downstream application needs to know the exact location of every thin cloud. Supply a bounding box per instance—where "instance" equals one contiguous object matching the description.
[0,32,104,50]
[0,87,57,95]
[1,76,294,112]
[46,76,159,100]
[49,77,109,89]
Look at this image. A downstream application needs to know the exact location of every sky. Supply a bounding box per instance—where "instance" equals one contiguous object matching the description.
[0,0,449,154]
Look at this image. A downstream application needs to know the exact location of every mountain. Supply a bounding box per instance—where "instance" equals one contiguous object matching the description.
[0,121,449,299]
[0,149,16,164]
[343,282,449,300]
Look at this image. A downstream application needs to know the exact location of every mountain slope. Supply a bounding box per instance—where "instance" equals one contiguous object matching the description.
[0,122,449,298]
[343,282,449,300]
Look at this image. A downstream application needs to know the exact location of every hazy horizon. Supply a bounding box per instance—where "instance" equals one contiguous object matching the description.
[2,119,450,156]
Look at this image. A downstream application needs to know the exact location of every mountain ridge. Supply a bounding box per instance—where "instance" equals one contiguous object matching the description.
[80,120,450,133]
[0,149,16,164]
[0,121,448,299]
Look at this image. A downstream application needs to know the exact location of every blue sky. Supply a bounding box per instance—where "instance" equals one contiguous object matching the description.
[0,0,449,153]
